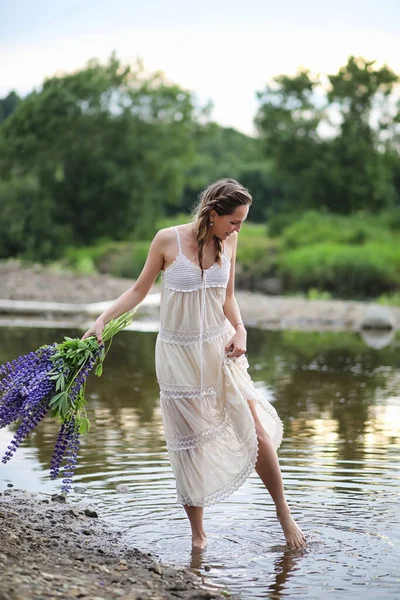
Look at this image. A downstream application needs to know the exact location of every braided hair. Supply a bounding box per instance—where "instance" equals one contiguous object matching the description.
[191,178,252,274]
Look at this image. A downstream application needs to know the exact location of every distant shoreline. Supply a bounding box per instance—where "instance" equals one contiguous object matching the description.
[1,260,399,332]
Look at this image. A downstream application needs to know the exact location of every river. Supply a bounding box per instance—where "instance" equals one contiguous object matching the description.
[0,325,399,599]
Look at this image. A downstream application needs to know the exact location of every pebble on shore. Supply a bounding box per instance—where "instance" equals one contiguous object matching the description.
[0,488,230,600]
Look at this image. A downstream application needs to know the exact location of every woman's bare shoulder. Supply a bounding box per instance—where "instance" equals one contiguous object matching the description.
[153,226,177,245]
[225,231,239,253]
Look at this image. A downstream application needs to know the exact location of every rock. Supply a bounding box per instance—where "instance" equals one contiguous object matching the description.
[97,564,110,574]
[360,327,395,349]
[51,494,66,503]
[7,483,13,488]
[84,507,98,518]
[167,582,187,591]
[360,305,395,330]
[116,560,128,571]
[148,561,162,575]
[73,554,85,562]
[109,588,125,596]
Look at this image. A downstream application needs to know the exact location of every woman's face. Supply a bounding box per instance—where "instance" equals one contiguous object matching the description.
[210,204,249,241]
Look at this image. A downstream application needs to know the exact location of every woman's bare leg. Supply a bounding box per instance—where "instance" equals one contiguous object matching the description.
[248,400,306,550]
[183,505,207,549]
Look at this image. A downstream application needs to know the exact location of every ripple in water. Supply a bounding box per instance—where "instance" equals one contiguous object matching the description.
[1,327,400,598]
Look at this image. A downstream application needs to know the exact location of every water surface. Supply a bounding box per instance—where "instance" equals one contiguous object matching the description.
[1,326,399,598]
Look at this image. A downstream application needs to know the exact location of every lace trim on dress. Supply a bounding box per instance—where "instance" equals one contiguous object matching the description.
[158,320,231,346]
[176,441,258,507]
[165,409,230,452]
[159,384,216,401]
[163,253,231,293]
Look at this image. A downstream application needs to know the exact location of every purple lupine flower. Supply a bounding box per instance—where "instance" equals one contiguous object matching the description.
[0,314,128,493]
[68,355,98,404]
[0,345,56,428]
[61,418,81,494]
[50,421,69,479]
[2,400,49,463]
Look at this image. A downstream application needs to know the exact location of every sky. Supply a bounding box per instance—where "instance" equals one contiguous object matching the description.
[1,0,400,134]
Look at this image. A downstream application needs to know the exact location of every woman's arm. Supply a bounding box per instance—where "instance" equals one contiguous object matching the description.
[223,233,247,357]
[82,229,167,342]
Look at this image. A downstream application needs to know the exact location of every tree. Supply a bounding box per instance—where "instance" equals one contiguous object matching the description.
[255,56,400,215]
[0,55,197,259]
[0,91,20,123]
[176,122,272,220]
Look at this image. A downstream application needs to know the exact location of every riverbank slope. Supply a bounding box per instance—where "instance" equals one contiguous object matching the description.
[1,260,399,331]
[0,488,228,600]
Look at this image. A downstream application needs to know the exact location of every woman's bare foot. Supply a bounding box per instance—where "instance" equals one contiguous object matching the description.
[276,509,306,550]
[192,534,208,550]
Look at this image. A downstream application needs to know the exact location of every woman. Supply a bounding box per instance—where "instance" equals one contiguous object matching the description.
[83,178,306,550]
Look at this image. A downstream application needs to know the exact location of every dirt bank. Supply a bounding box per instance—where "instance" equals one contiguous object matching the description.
[0,260,399,331]
[0,487,230,600]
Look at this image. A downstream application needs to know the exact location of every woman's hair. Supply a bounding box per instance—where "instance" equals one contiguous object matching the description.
[192,178,252,273]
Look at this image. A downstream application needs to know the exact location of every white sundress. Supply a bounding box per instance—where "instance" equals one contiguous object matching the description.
[155,226,283,507]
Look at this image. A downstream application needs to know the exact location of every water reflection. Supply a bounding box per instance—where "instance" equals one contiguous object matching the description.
[0,326,399,598]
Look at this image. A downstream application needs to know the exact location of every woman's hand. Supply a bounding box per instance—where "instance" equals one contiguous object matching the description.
[225,326,247,358]
[81,319,105,344]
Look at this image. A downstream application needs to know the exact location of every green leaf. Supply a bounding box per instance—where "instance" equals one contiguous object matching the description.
[55,374,65,392]
[49,391,67,406]
[77,417,91,435]
[95,363,103,377]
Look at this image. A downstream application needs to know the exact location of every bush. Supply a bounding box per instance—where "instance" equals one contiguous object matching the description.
[279,242,400,298]
[63,239,153,279]
[377,292,400,307]
[280,210,391,251]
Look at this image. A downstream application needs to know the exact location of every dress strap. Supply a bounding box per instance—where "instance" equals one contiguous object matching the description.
[173,226,182,255]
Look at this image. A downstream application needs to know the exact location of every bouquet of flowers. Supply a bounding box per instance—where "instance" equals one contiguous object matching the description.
[0,310,136,494]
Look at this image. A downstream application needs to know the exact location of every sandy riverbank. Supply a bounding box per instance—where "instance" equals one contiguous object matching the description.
[0,260,399,331]
[0,487,230,600]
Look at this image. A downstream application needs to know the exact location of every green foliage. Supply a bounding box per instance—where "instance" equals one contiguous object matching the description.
[63,238,152,279]
[306,288,333,301]
[235,223,277,274]
[279,242,400,298]
[280,210,392,250]
[177,123,269,219]
[0,91,21,123]
[47,310,135,426]
[377,292,400,306]
[0,175,72,260]
[255,56,400,215]
[0,55,197,260]
[1,53,399,304]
